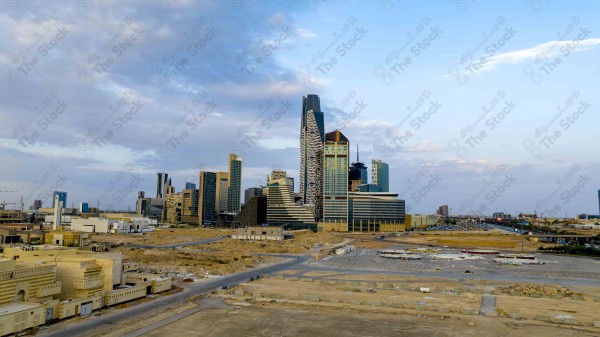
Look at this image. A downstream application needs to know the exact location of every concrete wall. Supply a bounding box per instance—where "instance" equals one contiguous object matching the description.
[0,263,58,305]
[231,234,283,240]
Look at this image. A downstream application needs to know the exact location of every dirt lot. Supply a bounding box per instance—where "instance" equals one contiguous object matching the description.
[92,227,233,245]
[115,246,281,278]
[387,230,546,251]
[140,303,600,337]
[496,295,600,325]
[112,230,343,279]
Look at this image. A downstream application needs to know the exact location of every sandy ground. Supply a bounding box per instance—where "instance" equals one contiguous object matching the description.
[139,303,600,337]
[111,229,343,279]
[116,246,282,278]
[90,301,198,337]
[496,295,600,325]
[386,230,548,252]
[92,228,234,245]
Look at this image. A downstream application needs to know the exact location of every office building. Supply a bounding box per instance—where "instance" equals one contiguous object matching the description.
[156,172,169,198]
[238,196,267,227]
[357,184,380,192]
[300,94,325,220]
[163,188,181,224]
[268,170,287,182]
[227,154,242,213]
[79,202,89,213]
[437,205,449,217]
[244,187,263,204]
[322,130,349,224]
[405,214,441,230]
[29,199,42,210]
[180,188,198,224]
[348,192,405,232]
[266,178,315,228]
[199,171,217,225]
[52,191,67,208]
[372,159,389,192]
[136,191,164,220]
[185,182,197,190]
[319,192,406,232]
[215,172,229,213]
[348,145,368,191]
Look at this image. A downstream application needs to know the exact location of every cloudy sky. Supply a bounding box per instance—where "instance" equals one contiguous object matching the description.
[1,0,599,217]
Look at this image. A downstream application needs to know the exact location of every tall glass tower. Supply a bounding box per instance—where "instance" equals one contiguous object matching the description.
[300,94,325,221]
[198,171,217,224]
[372,159,389,193]
[323,130,349,223]
[156,172,169,198]
[227,153,242,213]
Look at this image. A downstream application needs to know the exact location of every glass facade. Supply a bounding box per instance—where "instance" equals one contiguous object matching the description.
[199,171,216,223]
[372,159,389,192]
[300,94,325,221]
[227,154,242,213]
[323,131,349,223]
[52,191,67,208]
[348,192,405,232]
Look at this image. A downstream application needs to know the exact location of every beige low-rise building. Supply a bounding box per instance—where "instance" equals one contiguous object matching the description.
[0,303,45,336]
[232,226,285,241]
[44,232,91,247]
[0,246,172,335]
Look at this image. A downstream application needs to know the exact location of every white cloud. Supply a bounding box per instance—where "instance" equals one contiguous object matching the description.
[256,136,298,150]
[296,28,318,39]
[474,38,600,74]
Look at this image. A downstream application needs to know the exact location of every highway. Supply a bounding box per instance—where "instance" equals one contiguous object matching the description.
[38,255,311,337]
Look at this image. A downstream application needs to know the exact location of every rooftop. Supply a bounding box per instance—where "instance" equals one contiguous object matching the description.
[0,303,42,315]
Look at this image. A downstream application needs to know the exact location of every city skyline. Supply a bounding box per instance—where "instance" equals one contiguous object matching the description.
[1,1,599,216]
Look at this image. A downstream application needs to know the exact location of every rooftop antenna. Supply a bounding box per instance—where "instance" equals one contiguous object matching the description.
[357,144,359,163]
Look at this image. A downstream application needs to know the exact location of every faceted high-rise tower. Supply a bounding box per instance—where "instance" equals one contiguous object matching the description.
[156,172,169,199]
[300,94,325,221]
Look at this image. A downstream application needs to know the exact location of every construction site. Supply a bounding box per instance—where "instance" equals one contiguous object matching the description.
[93,228,345,281]
[72,228,600,337]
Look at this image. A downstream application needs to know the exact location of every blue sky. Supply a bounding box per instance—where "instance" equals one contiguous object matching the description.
[0,0,598,216]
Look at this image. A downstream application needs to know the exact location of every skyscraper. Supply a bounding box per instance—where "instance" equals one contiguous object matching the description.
[156,172,169,198]
[437,205,449,217]
[215,172,229,213]
[372,159,389,192]
[267,178,315,228]
[323,130,349,224]
[198,171,217,224]
[300,94,325,220]
[598,189,600,215]
[227,153,242,213]
[348,145,368,191]
[244,187,263,204]
[52,191,67,208]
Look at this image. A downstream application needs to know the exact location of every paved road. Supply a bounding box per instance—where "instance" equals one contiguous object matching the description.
[127,236,226,249]
[39,256,311,337]
[479,294,496,316]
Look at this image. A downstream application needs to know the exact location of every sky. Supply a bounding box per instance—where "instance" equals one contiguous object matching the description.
[0,0,599,217]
